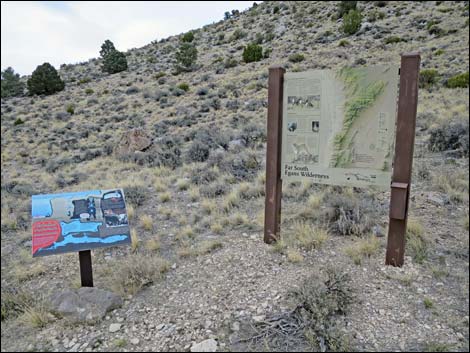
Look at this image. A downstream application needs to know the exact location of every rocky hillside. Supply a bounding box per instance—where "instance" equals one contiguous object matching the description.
[1,1,469,352]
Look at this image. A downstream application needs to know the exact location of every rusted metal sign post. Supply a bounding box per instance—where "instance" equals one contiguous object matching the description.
[264,66,285,244]
[385,53,421,266]
[264,53,420,267]
[79,250,94,287]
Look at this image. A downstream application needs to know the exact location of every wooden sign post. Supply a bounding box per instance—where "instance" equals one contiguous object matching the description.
[264,66,285,244]
[264,53,420,267]
[385,53,421,266]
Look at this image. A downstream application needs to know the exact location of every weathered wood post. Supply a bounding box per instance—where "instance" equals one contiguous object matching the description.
[264,66,285,244]
[385,52,421,266]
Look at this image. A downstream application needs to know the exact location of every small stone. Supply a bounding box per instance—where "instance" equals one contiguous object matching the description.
[190,339,218,352]
[252,315,265,323]
[109,323,121,333]
[130,338,140,345]
[231,322,240,332]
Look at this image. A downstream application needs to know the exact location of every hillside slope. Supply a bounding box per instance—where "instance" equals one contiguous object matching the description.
[1,1,469,352]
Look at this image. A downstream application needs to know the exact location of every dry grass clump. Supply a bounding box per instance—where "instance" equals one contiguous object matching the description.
[176,178,190,191]
[154,178,168,192]
[176,226,195,241]
[201,198,217,214]
[140,214,153,231]
[160,192,171,203]
[406,218,428,264]
[432,170,469,204]
[145,237,161,252]
[126,204,135,220]
[130,229,139,252]
[189,186,200,201]
[110,255,169,296]
[222,190,240,212]
[177,240,223,258]
[287,249,304,263]
[210,222,223,234]
[291,221,329,250]
[344,236,380,265]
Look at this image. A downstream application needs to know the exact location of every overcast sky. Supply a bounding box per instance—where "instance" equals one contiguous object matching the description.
[1,1,255,76]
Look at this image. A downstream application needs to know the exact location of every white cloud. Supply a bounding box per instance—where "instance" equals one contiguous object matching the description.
[1,1,254,75]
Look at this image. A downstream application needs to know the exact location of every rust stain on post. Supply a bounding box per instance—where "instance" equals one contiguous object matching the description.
[385,53,420,266]
[264,66,285,244]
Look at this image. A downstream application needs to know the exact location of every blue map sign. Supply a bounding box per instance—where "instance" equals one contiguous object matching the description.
[31,189,131,257]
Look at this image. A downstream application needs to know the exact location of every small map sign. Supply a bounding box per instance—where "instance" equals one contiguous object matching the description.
[31,189,131,257]
[281,66,399,188]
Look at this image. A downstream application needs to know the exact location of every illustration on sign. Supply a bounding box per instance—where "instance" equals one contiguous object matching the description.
[281,66,399,188]
[31,189,131,257]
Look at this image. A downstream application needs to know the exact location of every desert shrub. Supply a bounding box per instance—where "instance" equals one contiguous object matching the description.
[240,267,352,351]
[208,150,260,181]
[338,39,350,46]
[406,219,427,264]
[175,43,198,72]
[445,72,469,88]
[428,24,445,36]
[428,118,469,156]
[190,165,219,185]
[230,29,247,41]
[273,6,280,14]
[177,82,189,91]
[342,9,362,35]
[1,67,25,98]
[239,123,266,147]
[100,40,128,74]
[200,181,229,198]
[78,77,91,85]
[384,36,402,44]
[419,69,439,89]
[338,1,357,18]
[85,88,94,95]
[125,185,148,206]
[224,57,238,68]
[196,87,208,96]
[66,104,74,115]
[27,63,65,96]
[289,53,305,63]
[243,43,263,63]
[14,118,24,126]
[181,31,194,43]
[192,126,230,150]
[320,192,379,236]
[109,255,169,295]
[126,86,139,94]
[187,140,210,162]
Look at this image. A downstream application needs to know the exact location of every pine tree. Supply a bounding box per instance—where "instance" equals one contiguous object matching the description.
[27,63,65,96]
[100,40,128,74]
[1,67,25,98]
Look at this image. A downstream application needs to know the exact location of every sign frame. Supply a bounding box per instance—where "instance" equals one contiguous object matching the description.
[264,53,421,267]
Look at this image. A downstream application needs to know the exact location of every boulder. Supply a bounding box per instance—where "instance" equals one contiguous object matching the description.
[49,287,122,323]
[114,128,152,156]
[190,339,218,352]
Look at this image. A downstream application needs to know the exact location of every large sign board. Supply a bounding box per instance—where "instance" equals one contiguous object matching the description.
[32,189,130,257]
[281,66,399,188]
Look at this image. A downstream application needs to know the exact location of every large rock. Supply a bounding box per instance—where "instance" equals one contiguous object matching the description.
[49,287,122,323]
[190,339,218,352]
[115,128,153,156]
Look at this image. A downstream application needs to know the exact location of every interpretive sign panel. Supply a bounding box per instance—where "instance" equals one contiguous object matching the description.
[32,189,130,257]
[281,66,399,188]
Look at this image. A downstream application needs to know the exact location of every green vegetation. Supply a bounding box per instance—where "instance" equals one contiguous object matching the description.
[342,10,362,35]
[85,88,94,95]
[1,67,24,98]
[384,36,402,44]
[175,43,198,72]
[332,67,385,167]
[423,297,434,309]
[14,118,24,126]
[288,53,305,63]
[338,39,350,47]
[27,63,65,96]
[345,236,380,265]
[338,1,357,18]
[445,72,469,88]
[181,31,194,43]
[177,82,190,91]
[242,43,263,63]
[66,104,75,115]
[406,219,427,264]
[419,69,439,89]
[100,39,128,74]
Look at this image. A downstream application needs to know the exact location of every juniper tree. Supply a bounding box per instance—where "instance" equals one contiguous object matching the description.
[27,63,65,96]
[175,43,198,72]
[1,67,25,98]
[100,39,128,74]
